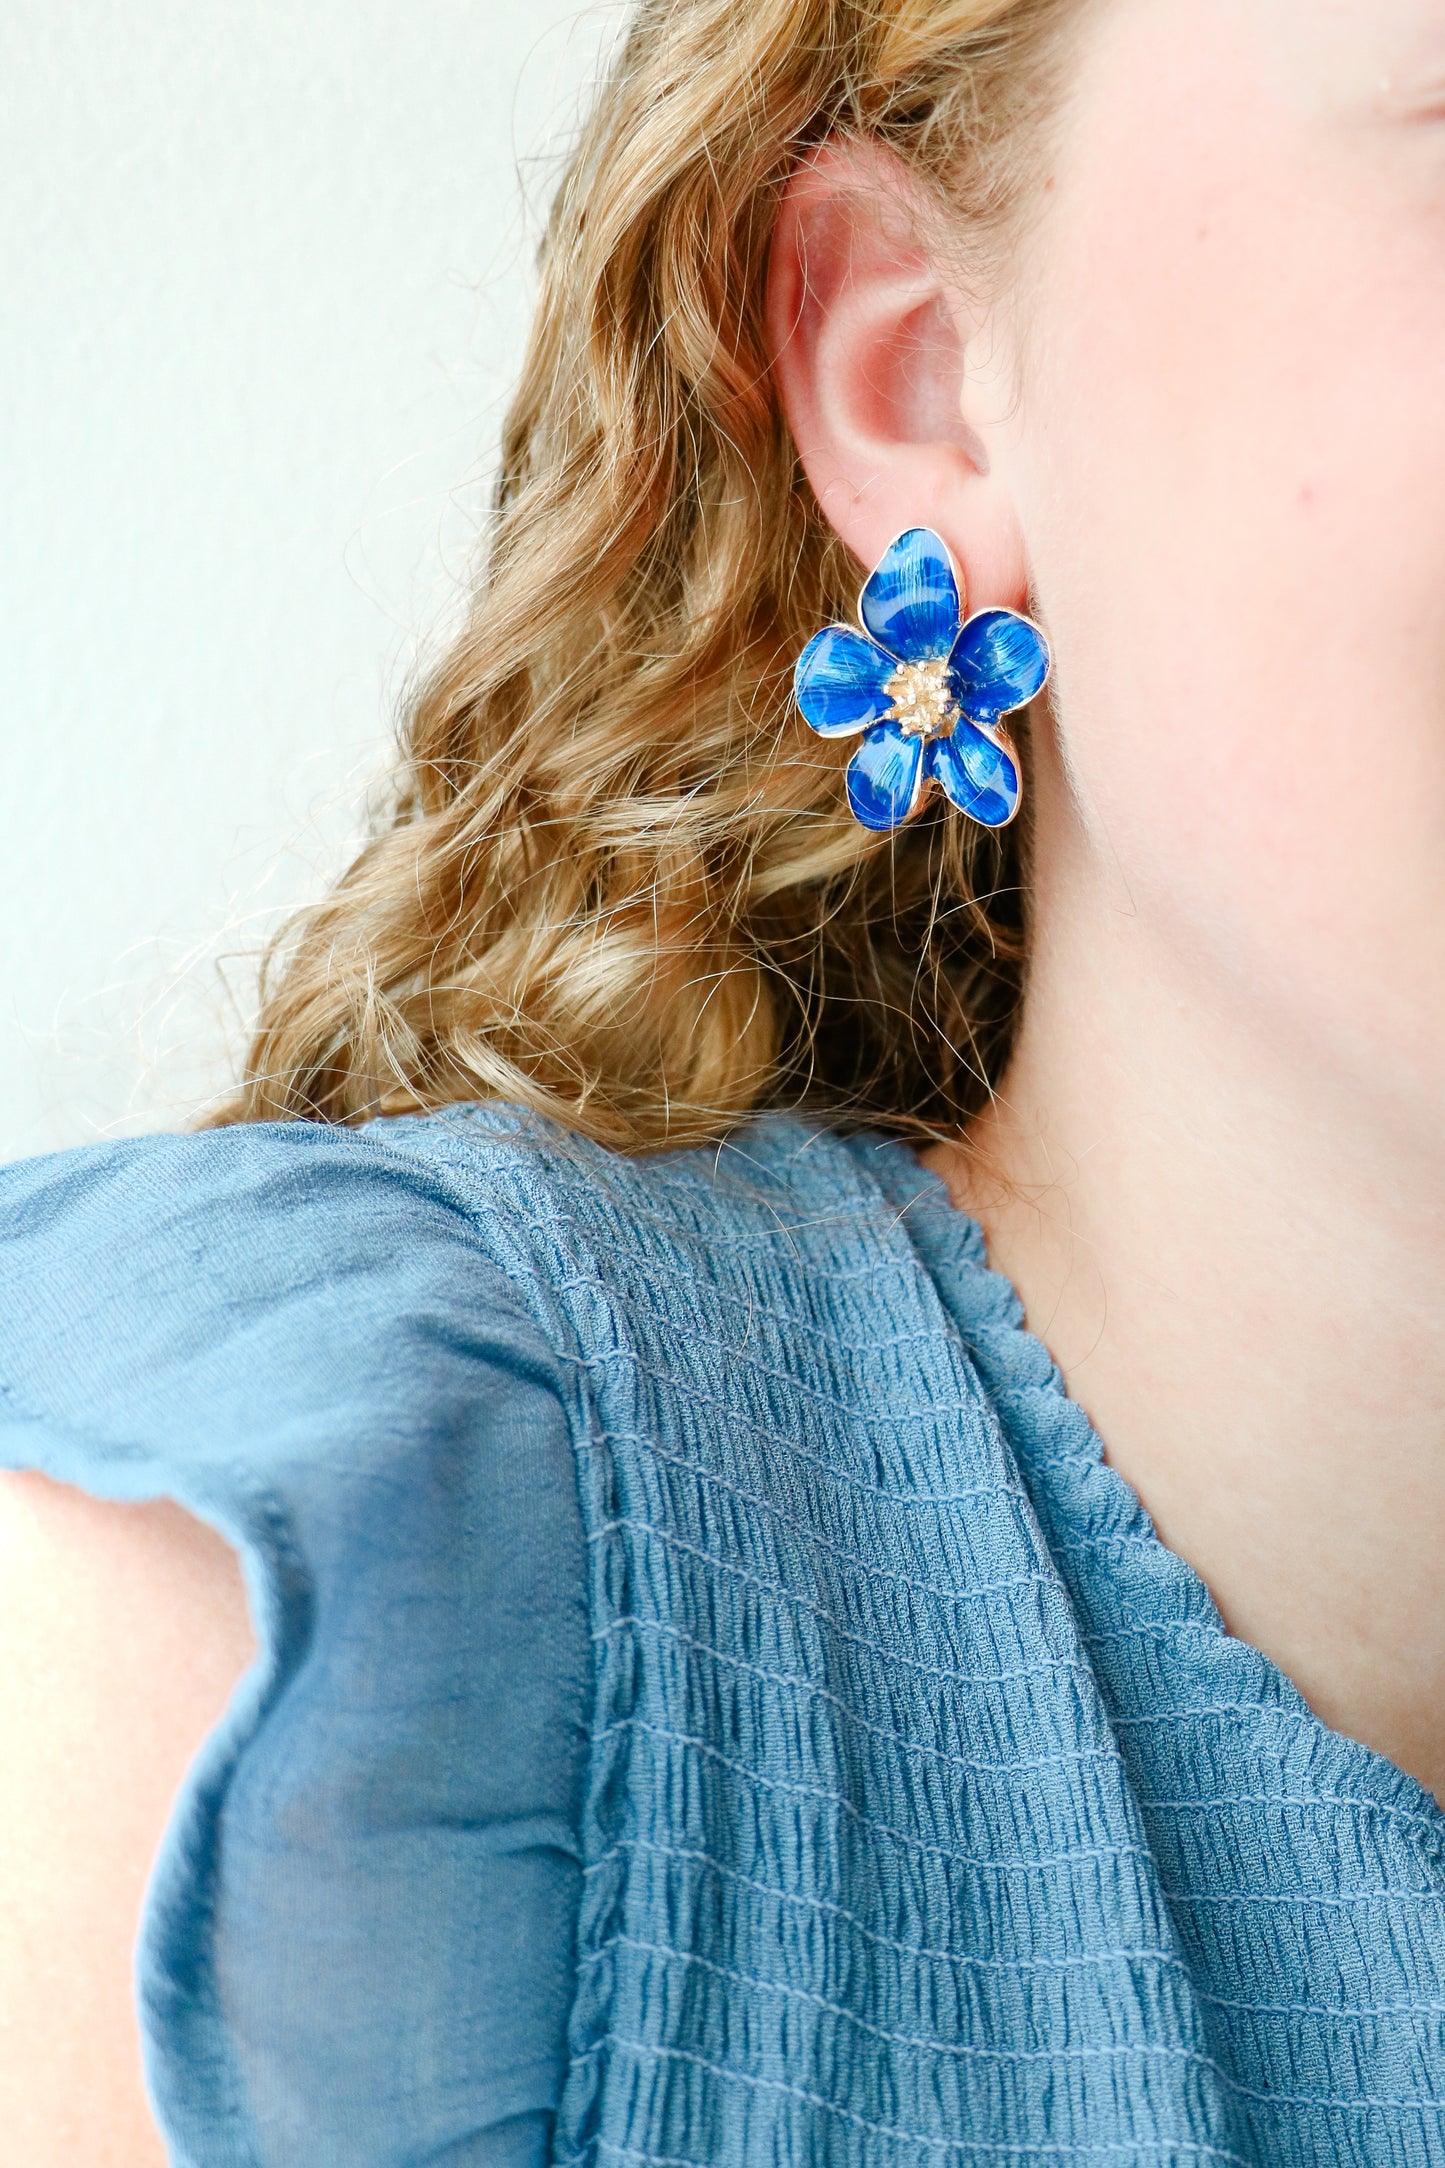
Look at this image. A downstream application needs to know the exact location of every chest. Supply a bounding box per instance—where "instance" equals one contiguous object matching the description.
[535,1211,1445,2167]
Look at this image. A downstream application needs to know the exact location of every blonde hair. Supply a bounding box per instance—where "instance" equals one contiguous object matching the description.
[217,0,1074,1150]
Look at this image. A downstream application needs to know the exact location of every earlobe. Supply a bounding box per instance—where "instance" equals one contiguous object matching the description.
[764,138,1029,612]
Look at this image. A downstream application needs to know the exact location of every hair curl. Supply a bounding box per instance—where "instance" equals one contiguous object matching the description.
[215,0,1074,1150]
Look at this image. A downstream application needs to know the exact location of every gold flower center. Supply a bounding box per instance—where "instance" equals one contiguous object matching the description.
[883,656,958,740]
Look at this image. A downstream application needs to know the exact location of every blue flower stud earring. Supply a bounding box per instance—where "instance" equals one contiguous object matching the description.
[793,527,1052,833]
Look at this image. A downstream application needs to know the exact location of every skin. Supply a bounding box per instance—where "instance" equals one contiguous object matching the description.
[0,1474,252,2161]
[6,0,1445,2153]
[767,0,1445,1800]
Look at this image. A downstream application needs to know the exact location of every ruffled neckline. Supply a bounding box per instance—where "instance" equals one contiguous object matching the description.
[868,1131,1445,1870]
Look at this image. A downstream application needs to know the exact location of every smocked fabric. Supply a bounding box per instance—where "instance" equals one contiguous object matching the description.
[0,1106,1442,2168]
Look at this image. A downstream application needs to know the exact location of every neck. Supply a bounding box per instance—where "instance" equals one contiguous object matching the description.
[925,786,1445,1803]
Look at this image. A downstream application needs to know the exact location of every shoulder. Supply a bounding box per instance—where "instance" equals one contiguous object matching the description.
[0,1108,597,2159]
[0,1112,556,1449]
[0,1097,922,1329]
[0,1107,597,1744]
[0,1105,540,1337]
[0,1102,965,1495]
[0,1098,900,1302]
[0,1115,602,1585]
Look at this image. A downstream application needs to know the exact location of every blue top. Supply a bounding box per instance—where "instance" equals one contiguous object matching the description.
[1,1104,1442,2168]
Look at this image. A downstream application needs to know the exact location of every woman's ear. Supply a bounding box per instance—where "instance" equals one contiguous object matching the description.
[765,138,1029,611]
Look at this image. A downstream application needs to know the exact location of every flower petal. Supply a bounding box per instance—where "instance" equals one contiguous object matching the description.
[794,624,897,737]
[948,608,1051,723]
[845,723,927,832]
[927,720,1020,829]
[859,528,960,664]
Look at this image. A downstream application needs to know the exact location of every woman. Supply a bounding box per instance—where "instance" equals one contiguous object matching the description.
[3,0,1443,2159]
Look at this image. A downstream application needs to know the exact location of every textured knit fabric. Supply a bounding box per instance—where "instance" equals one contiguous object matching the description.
[1,1105,1443,2168]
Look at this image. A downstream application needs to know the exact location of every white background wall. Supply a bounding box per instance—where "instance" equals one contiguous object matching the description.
[0,0,617,1161]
